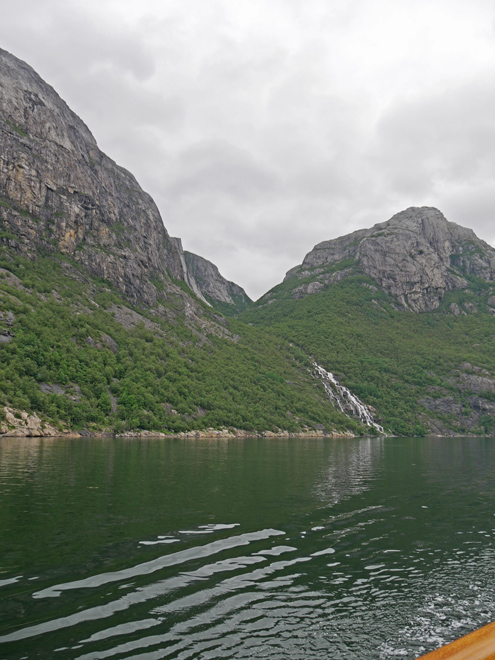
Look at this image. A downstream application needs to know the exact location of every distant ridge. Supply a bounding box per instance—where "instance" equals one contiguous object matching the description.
[184,251,252,314]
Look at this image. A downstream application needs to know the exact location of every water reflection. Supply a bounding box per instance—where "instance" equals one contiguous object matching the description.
[313,437,384,506]
[0,436,52,484]
[1,437,495,659]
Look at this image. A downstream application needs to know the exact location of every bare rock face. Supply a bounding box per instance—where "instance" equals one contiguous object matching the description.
[0,406,64,437]
[184,251,252,312]
[286,207,495,312]
[0,48,192,308]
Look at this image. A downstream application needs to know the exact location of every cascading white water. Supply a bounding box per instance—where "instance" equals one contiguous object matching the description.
[312,361,386,434]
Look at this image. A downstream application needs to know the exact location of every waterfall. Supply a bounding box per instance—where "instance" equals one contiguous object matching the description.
[312,361,385,435]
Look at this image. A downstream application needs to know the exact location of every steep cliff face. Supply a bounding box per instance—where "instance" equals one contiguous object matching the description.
[184,251,252,314]
[284,207,495,312]
[0,48,194,310]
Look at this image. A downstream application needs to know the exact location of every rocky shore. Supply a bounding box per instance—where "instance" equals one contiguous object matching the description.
[0,407,357,439]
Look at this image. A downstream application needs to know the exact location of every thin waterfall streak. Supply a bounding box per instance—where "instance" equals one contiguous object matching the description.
[311,361,386,435]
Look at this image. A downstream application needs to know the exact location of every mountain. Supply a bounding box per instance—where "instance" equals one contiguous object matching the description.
[283,207,495,312]
[0,48,361,438]
[184,251,252,314]
[243,208,495,436]
[2,47,495,439]
[0,48,191,305]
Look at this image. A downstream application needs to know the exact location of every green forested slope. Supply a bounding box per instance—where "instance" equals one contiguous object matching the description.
[0,249,362,435]
[241,268,495,436]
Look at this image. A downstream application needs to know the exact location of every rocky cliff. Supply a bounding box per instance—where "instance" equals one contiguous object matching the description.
[0,48,209,316]
[184,251,252,313]
[284,207,495,312]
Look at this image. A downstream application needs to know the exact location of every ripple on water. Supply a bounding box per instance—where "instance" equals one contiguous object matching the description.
[3,437,495,660]
[2,516,492,660]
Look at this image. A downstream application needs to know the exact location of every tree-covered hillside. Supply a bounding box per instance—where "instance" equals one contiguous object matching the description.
[242,266,495,436]
[0,248,362,436]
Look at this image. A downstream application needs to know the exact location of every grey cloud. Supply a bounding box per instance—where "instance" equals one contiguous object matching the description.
[374,76,495,193]
[440,183,495,245]
[2,1,155,81]
[166,141,279,201]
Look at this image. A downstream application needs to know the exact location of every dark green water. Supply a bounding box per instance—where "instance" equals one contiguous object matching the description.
[1,436,495,659]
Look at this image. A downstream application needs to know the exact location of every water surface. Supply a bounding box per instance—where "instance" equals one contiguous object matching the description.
[1,436,495,659]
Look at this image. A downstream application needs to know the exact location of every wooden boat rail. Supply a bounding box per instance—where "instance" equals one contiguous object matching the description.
[416,621,495,660]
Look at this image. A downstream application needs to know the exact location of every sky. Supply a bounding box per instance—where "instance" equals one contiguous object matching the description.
[1,0,495,299]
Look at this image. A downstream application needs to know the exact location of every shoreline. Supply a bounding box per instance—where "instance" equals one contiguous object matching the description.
[1,428,492,439]
[2,407,493,440]
[0,427,358,440]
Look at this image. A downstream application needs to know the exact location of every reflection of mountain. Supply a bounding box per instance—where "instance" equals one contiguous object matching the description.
[313,437,384,507]
[0,437,48,480]
[418,436,495,494]
[3,437,495,658]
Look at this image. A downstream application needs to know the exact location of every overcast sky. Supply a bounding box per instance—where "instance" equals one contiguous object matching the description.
[1,0,495,299]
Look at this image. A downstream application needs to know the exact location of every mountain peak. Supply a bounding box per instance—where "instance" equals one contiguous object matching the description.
[0,47,97,154]
[0,47,195,311]
[284,207,495,312]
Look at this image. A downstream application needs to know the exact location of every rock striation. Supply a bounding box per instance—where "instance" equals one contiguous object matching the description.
[0,48,210,316]
[184,251,252,313]
[285,207,495,312]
